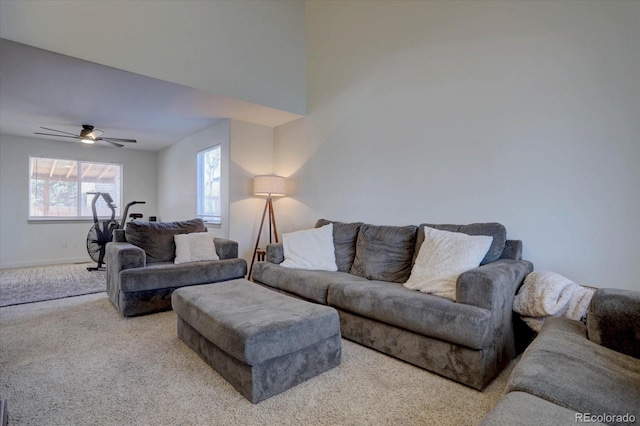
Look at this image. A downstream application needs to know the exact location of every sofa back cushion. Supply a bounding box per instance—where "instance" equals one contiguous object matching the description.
[350,224,417,283]
[315,219,363,272]
[125,218,206,263]
[417,223,506,265]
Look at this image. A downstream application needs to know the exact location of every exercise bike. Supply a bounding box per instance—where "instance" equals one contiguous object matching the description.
[85,192,145,271]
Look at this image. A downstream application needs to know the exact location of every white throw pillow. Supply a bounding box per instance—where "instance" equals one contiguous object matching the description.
[403,227,493,300]
[280,224,338,271]
[174,232,219,264]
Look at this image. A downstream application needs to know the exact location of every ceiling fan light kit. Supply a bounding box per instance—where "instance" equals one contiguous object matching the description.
[79,125,103,144]
[34,124,137,148]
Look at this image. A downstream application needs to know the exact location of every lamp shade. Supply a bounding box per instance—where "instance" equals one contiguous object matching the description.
[254,175,286,197]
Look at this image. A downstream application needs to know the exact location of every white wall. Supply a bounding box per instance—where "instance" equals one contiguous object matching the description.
[0,0,306,115]
[157,120,231,237]
[274,1,640,290]
[157,119,275,266]
[229,120,275,263]
[0,134,158,268]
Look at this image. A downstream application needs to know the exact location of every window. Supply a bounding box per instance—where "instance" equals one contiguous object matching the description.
[29,156,122,219]
[197,145,221,224]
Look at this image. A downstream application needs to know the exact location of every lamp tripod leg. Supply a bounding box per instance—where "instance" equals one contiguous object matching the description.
[269,197,280,243]
[249,198,270,280]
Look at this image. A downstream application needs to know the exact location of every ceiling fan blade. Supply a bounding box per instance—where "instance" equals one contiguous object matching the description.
[39,127,78,136]
[97,137,137,143]
[102,140,124,148]
[34,132,80,139]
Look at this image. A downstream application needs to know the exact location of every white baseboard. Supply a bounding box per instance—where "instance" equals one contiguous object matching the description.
[0,257,93,270]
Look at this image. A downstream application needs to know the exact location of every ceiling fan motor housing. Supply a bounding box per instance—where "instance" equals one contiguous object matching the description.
[81,125,102,139]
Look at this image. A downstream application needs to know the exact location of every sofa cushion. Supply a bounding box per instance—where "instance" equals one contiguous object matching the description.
[251,262,368,304]
[315,219,363,272]
[327,280,493,349]
[479,392,604,426]
[505,317,640,420]
[350,224,417,283]
[418,223,506,265]
[125,219,206,263]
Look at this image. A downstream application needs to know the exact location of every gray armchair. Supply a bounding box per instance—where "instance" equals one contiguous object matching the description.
[106,219,247,317]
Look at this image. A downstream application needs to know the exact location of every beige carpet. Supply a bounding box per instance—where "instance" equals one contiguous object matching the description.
[0,293,514,425]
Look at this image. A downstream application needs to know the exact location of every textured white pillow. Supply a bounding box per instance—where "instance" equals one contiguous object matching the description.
[403,227,493,300]
[174,232,219,264]
[280,224,338,271]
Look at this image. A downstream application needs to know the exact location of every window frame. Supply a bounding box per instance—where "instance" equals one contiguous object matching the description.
[196,144,222,225]
[28,156,123,221]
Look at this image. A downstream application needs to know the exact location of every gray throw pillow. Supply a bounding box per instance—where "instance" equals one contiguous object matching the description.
[417,223,507,265]
[350,224,418,283]
[315,219,363,272]
[125,218,206,263]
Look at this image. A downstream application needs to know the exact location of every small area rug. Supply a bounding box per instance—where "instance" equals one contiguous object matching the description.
[0,263,105,307]
[0,293,515,425]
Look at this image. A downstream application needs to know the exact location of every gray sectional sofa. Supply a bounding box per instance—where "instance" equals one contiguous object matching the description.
[481,288,640,425]
[106,218,247,317]
[251,219,533,389]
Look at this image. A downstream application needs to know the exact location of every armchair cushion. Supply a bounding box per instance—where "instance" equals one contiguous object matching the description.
[125,218,206,263]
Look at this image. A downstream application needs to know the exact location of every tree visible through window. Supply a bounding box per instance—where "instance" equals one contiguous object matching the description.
[29,156,122,219]
[197,145,221,224]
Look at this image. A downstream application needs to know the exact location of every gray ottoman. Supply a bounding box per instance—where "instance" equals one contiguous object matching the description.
[171,279,341,403]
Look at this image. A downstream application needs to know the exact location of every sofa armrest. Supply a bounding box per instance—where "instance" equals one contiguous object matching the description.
[499,240,522,260]
[266,243,284,264]
[105,242,146,309]
[587,288,640,359]
[213,238,238,260]
[457,259,533,311]
[106,242,146,271]
[113,229,126,242]
[457,259,534,369]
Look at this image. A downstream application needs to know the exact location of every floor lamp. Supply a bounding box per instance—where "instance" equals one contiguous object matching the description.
[249,175,286,280]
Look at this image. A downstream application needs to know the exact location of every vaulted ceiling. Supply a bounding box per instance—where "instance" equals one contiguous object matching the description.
[0,39,302,151]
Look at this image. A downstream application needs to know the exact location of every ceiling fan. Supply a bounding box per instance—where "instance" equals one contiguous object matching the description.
[34,124,137,148]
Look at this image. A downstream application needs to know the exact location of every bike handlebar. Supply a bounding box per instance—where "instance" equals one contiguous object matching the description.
[120,200,147,228]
